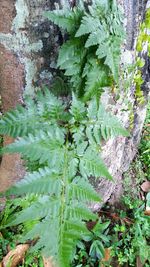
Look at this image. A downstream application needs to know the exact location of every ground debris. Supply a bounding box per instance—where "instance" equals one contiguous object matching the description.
[0,244,29,267]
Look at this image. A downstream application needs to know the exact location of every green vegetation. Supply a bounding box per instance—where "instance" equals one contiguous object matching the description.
[0,1,128,266]
[0,1,150,266]
[111,205,150,266]
[71,122,150,266]
[44,0,124,101]
[72,219,111,266]
[110,104,150,266]
[139,103,150,178]
[0,89,128,267]
[134,9,150,104]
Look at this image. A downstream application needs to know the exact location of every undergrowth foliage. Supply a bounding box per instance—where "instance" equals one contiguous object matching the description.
[0,1,128,267]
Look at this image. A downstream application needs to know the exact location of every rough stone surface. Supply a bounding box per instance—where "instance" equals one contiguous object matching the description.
[0,1,25,192]
[0,137,25,193]
[0,0,150,206]
[0,44,24,111]
[0,0,16,34]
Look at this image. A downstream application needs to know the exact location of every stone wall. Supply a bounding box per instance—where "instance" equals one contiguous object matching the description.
[0,0,149,206]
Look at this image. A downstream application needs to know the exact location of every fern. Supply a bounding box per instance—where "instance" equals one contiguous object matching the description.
[70,178,101,202]
[5,167,61,196]
[0,105,38,137]
[97,105,129,139]
[3,128,65,167]
[45,0,124,99]
[83,58,111,101]
[0,89,66,137]
[0,1,128,266]
[79,147,112,179]
[44,6,83,34]
[0,91,129,266]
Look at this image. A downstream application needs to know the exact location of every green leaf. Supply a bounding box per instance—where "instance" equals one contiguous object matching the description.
[22,216,59,259]
[36,88,65,120]
[0,2,126,266]
[70,178,101,202]
[67,204,97,221]
[85,27,107,48]
[89,240,105,259]
[83,60,111,101]
[97,105,129,140]
[68,157,79,179]
[70,94,86,122]
[80,147,112,180]
[75,15,100,37]
[44,8,82,33]
[3,128,65,167]
[0,105,38,137]
[6,197,59,226]
[5,167,61,196]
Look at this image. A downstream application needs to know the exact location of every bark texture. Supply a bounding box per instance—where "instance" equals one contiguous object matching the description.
[0,0,149,206]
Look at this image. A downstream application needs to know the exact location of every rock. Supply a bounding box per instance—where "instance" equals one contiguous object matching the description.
[141,181,150,192]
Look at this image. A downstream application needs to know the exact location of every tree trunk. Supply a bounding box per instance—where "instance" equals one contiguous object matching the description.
[0,0,149,207]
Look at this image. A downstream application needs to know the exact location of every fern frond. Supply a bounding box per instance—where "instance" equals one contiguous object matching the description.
[5,167,61,196]
[85,27,107,48]
[69,94,86,122]
[0,2,127,264]
[89,0,109,14]
[58,218,91,267]
[2,128,65,166]
[44,7,83,33]
[57,39,85,75]
[86,126,98,146]
[97,105,129,140]
[21,216,59,259]
[36,88,65,120]
[79,147,112,180]
[86,99,129,141]
[87,98,98,119]
[96,37,122,81]
[69,178,101,202]
[45,0,124,101]
[59,231,82,267]
[44,9,74,32]
[75,15,100,37]
[6,197,59,226]
[76,141,88,156]
[67,204,97,221]
[83,61,111,101]
[0,89,67,138]
[65,219,89,234]
[0,105,38,137]
[68,157,79,178]
[57,40,76,67]
[72,125,85,145]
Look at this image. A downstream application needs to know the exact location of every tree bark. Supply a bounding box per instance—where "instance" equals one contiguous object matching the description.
[0,0,149,206]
